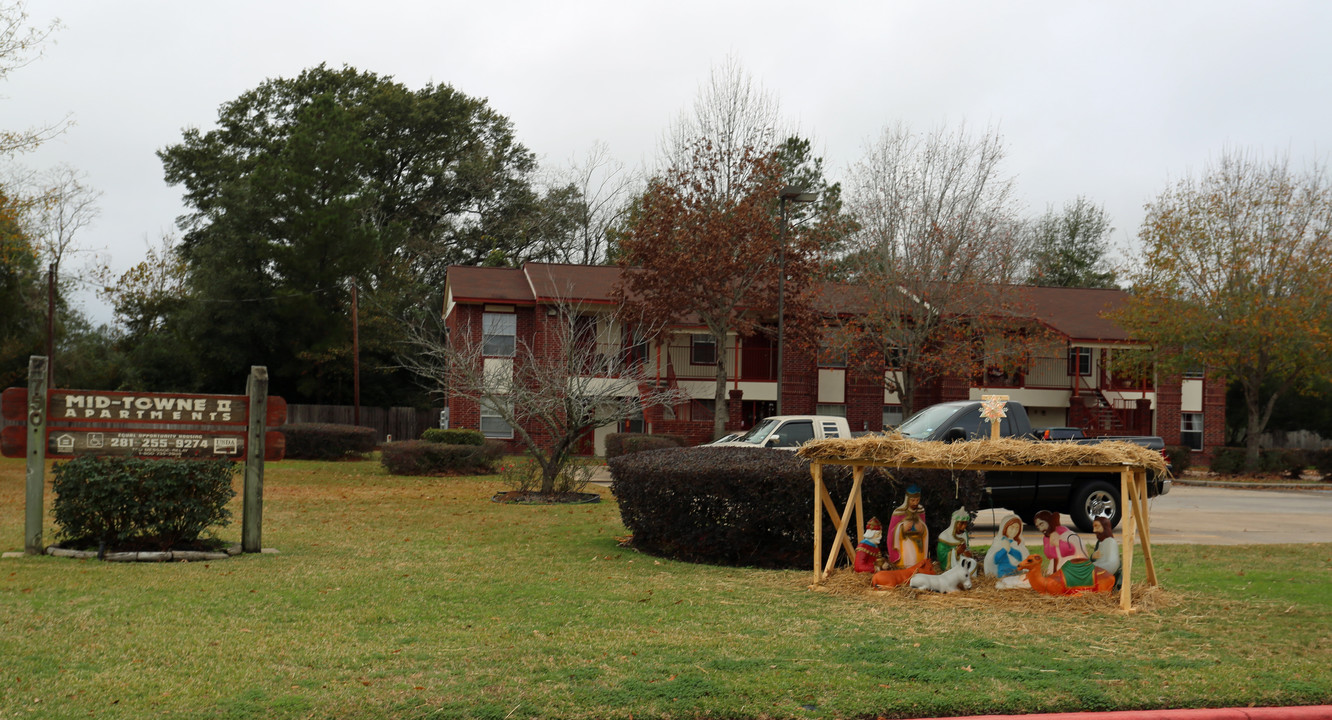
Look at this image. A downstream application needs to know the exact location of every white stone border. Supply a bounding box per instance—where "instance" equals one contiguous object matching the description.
[42,544,245,562]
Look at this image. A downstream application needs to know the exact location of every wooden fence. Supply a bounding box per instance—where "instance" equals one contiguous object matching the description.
[284,405,441,444]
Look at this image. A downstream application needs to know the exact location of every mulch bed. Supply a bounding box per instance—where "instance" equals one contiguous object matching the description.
[491,491,600,505]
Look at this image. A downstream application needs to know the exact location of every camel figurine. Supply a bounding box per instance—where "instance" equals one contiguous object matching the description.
[1015,553,1115,595]
[870,558,936,589]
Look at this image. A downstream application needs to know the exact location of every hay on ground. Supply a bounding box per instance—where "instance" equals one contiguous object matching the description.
[814,567,1174,617]
[798,434,1167,475]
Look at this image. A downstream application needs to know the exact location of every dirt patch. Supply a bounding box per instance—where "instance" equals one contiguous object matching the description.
[491,491,600,505]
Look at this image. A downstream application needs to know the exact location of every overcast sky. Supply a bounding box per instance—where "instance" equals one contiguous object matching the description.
[8,1,1332,325]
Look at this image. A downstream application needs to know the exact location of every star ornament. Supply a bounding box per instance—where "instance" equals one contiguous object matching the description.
[980,394,1009,422]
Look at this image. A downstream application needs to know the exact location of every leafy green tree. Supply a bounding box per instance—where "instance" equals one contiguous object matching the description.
[158,64,550,403]
[1114,151,1332,467]
[1027,196,1117,288]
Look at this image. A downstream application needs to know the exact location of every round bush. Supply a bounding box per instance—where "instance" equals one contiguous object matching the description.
[421,428,485,446]
[609,446,984,570]
[52,456,236,552]
[380,439,503,476]
[278,423,377,460]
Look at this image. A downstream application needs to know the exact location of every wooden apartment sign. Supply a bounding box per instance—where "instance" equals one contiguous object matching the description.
[1,388,287,460]
[8,359,283,555]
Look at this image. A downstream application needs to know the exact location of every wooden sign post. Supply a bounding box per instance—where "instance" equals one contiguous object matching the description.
[24,356,47,555]
[243,367,268,553]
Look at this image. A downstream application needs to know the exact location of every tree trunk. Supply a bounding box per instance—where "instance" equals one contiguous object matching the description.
[713,341,729,439]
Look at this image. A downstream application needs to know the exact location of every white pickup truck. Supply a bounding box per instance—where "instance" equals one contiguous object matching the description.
[708,415,853,450]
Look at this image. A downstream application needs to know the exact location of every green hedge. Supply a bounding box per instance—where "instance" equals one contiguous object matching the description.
[1162,445,1192,475]
[278,423,377,460]
[52,456,236,552]
[421,428,485,446]
[380,440,504,476]
[604,433,687,459]
[609,446,984,569]
[1209,447,1308,478]
[1310,448,1332,479]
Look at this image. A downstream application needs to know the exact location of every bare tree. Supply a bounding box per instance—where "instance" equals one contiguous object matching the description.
[0,2,67,157]
[401,299,687,494]
[551,141,639,265]
[839,122,1030,417]
[662,55,785,203]
[28,164,102,277]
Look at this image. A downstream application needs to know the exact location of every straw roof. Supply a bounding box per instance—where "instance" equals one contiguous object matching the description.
[797,434,1168,475]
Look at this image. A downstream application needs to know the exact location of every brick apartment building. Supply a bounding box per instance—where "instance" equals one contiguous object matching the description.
[442,263,1224,460]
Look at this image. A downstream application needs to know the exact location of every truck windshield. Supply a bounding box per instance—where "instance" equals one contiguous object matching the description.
[733,418,781,445]
[895,405,960,440]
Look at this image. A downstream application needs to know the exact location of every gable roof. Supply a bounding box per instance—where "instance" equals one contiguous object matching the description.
[443,263,1135,344]
[1011,285,1132,344]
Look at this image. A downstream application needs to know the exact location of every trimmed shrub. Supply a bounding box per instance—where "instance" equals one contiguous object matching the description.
[1261,448,1307,479]
[1208,447,1247,475]
[421,428,485,446]
[380,440,503,476]
[605,433,686,459]
[498,455,594,494]
[52,456,236,552]
[610,446,984,570]
[279,423,377,460]
[1162,446,1192,475]
[1309,448,1332,480]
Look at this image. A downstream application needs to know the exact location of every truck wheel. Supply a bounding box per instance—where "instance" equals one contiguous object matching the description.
[1069,481,1120,533]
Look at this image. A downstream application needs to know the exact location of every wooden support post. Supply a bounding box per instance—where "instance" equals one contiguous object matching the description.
[821,467,864,581]
[854,464,865,543]
[818,485,857,558]
[812,463,823,585]
[1130,469,1158,586]
[1119,467,1137,611]
[24,356,48,555]
[242,366,268,553]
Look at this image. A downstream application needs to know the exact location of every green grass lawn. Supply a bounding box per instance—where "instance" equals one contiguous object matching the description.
[2,456,1330,719]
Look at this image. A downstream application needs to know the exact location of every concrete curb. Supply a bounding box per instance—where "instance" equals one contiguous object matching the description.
[916,705,1332,720]
[1175,479,1332,491]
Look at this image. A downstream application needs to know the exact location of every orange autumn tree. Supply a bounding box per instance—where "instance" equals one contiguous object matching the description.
[1113,151,1332,467]
[616,139,824,439]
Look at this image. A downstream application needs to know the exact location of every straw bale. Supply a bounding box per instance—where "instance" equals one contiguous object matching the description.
[797,434,1167,475]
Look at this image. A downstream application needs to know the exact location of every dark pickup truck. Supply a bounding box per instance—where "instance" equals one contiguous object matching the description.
[894,400,1170,532]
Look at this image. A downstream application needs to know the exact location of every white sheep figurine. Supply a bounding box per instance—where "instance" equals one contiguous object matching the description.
[909,556,977,594]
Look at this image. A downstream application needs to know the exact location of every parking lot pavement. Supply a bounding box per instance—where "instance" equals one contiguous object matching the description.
[972,483,1332,545]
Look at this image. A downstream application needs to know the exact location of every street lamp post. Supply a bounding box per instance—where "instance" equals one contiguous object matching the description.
[776,186,817,415]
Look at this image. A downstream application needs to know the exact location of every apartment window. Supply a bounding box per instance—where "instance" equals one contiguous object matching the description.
[885,347,905,370]
[1183,367,1205,379]
[480,398,514,438]
[1067,347,1092,376]
[815,403,846,418]
[482,313,516,357]
[691,334,717,365]
[883,405,904,429]
[1181,413,1204,451]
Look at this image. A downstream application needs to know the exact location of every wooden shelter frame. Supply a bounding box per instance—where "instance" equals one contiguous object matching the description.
[808,460,1158,611]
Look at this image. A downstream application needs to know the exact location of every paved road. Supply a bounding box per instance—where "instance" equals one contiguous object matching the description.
[972,483,1332,545]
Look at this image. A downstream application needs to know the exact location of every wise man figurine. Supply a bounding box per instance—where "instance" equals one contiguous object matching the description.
[854,517,887,573]
[887,485,928,569]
